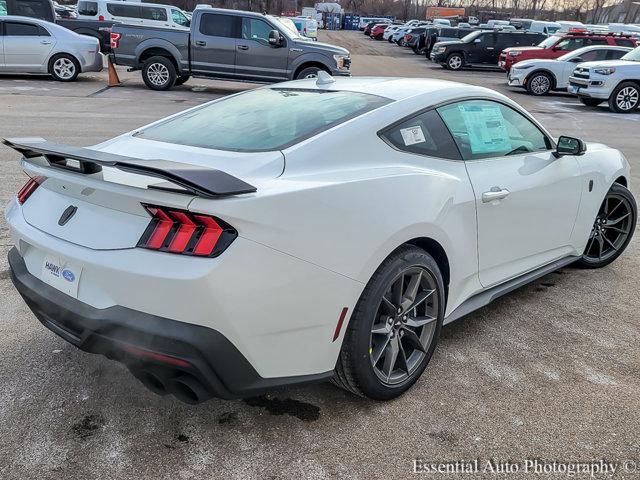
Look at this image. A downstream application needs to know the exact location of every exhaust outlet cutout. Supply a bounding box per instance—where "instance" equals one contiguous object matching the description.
[132,369,168,396]
[167,374,210,405]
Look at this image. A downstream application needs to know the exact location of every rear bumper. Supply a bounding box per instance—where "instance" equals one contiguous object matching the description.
[80,51,104,73]
[8,247,333,403]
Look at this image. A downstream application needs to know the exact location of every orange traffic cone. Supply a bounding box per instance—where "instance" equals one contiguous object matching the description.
[107,56,121,87]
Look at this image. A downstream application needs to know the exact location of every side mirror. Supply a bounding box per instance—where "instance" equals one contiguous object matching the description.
[268,29,283,47]
[570,56,583,63]
[555,136,586,157]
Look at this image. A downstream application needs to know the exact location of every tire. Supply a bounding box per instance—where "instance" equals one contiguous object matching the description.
[141,56,177,91]
[296,66,325,79]
[446,53,464,71]
[608,81,640,113]
[576,183,637,269]
[333,246,445,400]
[175,75,190,86]
[579,98,603,107]
[49,53,80,82]
[526,72,553,96]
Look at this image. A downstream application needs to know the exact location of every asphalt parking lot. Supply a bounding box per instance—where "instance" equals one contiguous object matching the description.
[0,30,639,479]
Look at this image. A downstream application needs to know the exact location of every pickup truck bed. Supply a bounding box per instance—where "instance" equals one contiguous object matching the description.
[57,19,118,53]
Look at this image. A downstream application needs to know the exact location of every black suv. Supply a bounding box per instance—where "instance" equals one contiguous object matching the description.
[430,30,547,70]
[418,27,475,56]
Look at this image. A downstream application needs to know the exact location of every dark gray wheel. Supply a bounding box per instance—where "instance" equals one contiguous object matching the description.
[142,56,177,91]
[577,183,636,268]
[446,53,463,70]
[608,82,640,113]
[580,98,603,107]
[333,246,444,400]
[49,54,80,82]
[526,72,553,96]
[296,66,325,79]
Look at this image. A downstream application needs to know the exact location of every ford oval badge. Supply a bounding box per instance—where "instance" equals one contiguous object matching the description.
[62,269,75,282]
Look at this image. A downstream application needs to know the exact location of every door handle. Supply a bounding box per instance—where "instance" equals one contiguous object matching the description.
[237,45,249,50]
[486,47,494,50]
[40,40,52,45]
[482,187,510,203]
[195,40,206,46]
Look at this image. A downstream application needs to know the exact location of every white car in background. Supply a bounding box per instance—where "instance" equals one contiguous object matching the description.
[383,24,400,41]
[0,16,102,81]
[569,46,640,112]
[4,77,636,404]
[508,45,631,95]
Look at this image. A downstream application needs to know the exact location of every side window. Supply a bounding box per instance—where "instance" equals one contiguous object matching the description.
[0,0,6,15]
[555,37,585,51]
[171,9,189,27]
[608,49,628,60]
[578,50,605,62]
[199,13,237,38]
[77,0,97,16]
[141,6,167,22]
[380,109,462,161]
[241,18,274,44]
[107,4,140,18]
[5,21,41,36]
[615,38,635,48]
[437,100,551,161]
[585,38,608,46]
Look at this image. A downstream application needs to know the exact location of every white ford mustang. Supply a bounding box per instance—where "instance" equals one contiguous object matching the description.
[4,76,637,403]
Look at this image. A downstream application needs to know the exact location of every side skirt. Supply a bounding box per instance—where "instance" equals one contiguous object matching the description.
[444,256,579,325]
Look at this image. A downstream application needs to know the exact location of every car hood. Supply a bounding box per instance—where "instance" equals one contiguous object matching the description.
[577,59,639,69]
[293,39,349,56]
[503,46,543,53]
[514,58,558,69]
[433,40,463,48]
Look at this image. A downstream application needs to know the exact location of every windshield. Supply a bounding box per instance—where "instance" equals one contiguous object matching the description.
[621,47,640,62]
[135,88,391,152]
[461,31,483,43]
[269,16,304,40]
[539,35,560,48]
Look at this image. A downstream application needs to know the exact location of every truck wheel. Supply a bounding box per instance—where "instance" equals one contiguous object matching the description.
[446,53,463,71]
[526,72,553,95]
[296,66,325,79]
[579,98,603,107]
[175,75,190,86]
[49,54,80,82]
[142,56,177,91]
[608,82,640,113]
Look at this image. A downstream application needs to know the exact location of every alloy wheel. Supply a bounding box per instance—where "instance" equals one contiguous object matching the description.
[616,87,639,111]
[584,192,634,262]
[147,63,170,86]
[448,55,462,70]
[304,72,319,79]
[53,58,75,80]
[369,267,438,386]
[530,74,550,95]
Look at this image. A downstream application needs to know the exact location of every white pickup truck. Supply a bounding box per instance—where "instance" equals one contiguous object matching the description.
[568,46,640,113]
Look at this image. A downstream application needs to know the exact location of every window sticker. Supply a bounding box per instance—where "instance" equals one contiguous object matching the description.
[400,126,426,146]
[457,103,512,154]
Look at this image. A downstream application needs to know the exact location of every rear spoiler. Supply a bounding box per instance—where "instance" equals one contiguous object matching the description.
[3,138,257,198]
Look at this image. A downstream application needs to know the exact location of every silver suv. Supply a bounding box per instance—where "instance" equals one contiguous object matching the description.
[568,46,640,113]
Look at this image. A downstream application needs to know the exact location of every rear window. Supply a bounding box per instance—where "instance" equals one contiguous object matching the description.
[135,88,391,152]
[199,13,237,38]
[616,38,636,48]
[11,0,51,19]
[78,0,97,15]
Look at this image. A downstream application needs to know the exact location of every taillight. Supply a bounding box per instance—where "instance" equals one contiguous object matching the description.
[17,176,44,204]
[110,32,121,49]
[138,205,236,257]
[98,14,104,21]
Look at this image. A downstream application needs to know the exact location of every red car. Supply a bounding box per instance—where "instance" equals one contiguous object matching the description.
[499,30,637,71]
[371,24,387,40]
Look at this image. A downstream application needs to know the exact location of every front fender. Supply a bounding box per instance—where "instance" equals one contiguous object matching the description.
[288,52,334,79]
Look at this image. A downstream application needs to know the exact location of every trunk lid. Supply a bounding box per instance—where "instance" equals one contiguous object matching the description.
[15,136,282,250]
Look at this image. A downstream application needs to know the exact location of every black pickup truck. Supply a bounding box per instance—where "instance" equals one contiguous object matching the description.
[110,6,351,90]
[57,19,117,52]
